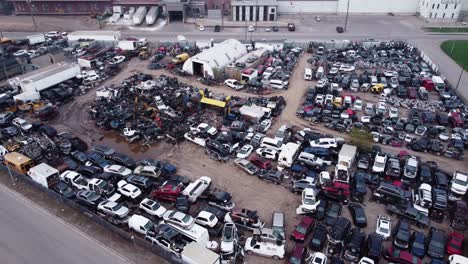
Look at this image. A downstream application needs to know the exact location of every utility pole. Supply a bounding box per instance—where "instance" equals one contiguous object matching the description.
[344,0,350,32]
[455,64,464,91]
[26,0,38,31]
[255,0,258,27]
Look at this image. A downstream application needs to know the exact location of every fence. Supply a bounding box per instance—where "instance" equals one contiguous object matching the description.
[0,165,182,264]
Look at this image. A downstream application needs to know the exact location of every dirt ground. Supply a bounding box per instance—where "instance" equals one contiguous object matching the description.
[4,53,466,264]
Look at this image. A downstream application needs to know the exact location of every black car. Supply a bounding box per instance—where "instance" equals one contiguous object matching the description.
[175,196,190,213]
[257,170,283,184]
[206,190,234,211]
[96,172,120,184]
[328,217,351,243]
[434,172,449,189]
[344,228,366,262]
[109,152,136,169]
[39,125,58,138]
[351,173,367,201]
[411,137,430,152]
[86,151,110,168]
[410,231,426,258]
[72,151,89,165]
[419,165,433,184]
[214,25,220,32]
[428,140,443,155]
[427,228,446,259]
[336,26,344,33]
[1,126,19,138]
[436,114,449,126]
[393,220,411,249]
[52,181,75,199]
[92,145,115,157]
[326,202,342,225]
[126,175,154,190]
[309,224,328,251]
[386,205,430,228]
[348,203,367,228]
[272,26,279,32]
[356,171,380,187]
[62,157,79,171]
[364,234,382,262]
[0,111,14,126]
[76,190,103,210]
[357,154,370,170]
[314,198,327,220]
[77,165,102,178]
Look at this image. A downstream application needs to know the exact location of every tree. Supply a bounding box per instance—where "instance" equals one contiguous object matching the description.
[349,128,372,153]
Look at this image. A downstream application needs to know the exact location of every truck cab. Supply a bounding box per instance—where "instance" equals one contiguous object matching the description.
[60,170,89,190]
[87,178,121,202]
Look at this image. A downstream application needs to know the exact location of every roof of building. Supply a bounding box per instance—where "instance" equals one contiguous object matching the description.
[14,62,76,83]
[186,39,247,70]
[231,0,278,6]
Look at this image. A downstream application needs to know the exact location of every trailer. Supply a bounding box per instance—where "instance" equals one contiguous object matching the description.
[133,6,148,25]
[109,6,123,23]
[27,34,45,45]
[124,7,136,20]
[145,6,159,25]
[67,31,121,44]
[338,144,357,169]
[181,242,220,264]
[8,62,80,94]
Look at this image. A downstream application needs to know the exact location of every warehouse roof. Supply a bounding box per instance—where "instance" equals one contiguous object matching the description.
[187,39,247,70]
[15,62,76,83]
[231,0,278,6]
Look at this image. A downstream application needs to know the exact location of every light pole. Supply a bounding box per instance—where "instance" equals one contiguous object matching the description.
[245,17,247,40]
[344,0,350,32]
[455,64,464,91]
[26,0,38,31]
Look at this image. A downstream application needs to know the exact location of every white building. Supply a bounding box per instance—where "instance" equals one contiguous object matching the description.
[419,0,462,22]
[231,0,278,22]
[182,39,248,78]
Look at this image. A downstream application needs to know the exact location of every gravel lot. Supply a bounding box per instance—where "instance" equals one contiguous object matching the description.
[3,52,465,264]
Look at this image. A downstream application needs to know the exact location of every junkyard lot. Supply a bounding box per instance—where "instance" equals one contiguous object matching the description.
[46,53,468,263]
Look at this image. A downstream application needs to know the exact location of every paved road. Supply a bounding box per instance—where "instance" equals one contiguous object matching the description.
[0,183,133,264]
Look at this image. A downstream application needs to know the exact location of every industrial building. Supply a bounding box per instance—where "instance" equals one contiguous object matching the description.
[7,0,112,15]
[419,0,462,22]
[231,0,278,22]
[182,39,247,79]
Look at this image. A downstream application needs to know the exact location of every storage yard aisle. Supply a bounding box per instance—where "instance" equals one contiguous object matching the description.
[0,183,133,264]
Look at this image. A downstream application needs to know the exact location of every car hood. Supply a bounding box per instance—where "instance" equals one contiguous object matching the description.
[221,240,234,253]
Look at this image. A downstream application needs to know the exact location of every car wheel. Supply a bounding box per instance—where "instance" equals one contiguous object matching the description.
[247,250,253,255]
[272,256,279,260]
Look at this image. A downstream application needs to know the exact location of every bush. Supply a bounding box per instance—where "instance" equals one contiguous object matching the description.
[349,128,372,152]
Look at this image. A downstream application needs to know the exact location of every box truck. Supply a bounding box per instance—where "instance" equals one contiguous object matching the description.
[27,163,60,189]
[27,34,46,45]
[181,242,220,264]
[133,6,148,25]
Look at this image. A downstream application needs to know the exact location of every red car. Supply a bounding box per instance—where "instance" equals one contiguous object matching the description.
[422,78,434,91]
[229,208,264,227]
[446,232,464,255]
[450,112,463,127]
[322,182,350,196]
[250,155,272,170]
[384,246,422,264]
[288,243,308,264]
[150,180,183,202]
[291,216,314,242]
[407,87,417,99]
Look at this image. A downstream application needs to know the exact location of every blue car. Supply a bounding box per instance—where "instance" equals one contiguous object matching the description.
[410,231,426,258]
[86,151,110,168]
[303,147,330,158]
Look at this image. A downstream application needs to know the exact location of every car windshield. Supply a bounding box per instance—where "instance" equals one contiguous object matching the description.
[413,241,424,250]
[112,203,123,211]
[379,227,389,234]
[118,167,127,173]
[375,161,385,168]
[87,192,98,200]
[304,196,316,205]
[407,165,417,173]
[97,181,107,188]
[289,256,301,264]
[240,148,249,154]
[296,225,307,234]
[182,214,191,223]
[223,227,234,242]
[144,221,154,231]
[150,202,160,210]
[454,178,467,185]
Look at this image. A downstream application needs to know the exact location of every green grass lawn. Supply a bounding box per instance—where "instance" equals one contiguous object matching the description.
[441,40,468,71]
[424,27,468,32]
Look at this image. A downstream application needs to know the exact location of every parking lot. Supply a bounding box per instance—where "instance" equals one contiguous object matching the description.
[0,34,467,264]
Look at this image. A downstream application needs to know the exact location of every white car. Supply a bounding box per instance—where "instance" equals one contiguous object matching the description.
[359,257,375,264]
[184,132,207,147]
[329,67,339,75]
[117,180,142,199]
[310,252,327,264]
[133,165,161,178]
[234,158,258,175]
[297,188,320,214]
[221,222,238,253]
[339,65,355,72]
[244,237,284,259]
[376,102,386,115]
[360,83,371,92]
[389,107,398,119]
[310,138,338,149]
[14,49,29,57]
[163,210,194,229]
[139,198,167,218]
[248,25,255,32]
[263,67,275,78]
[353,99,363,111]
[361,116,371,123]
[257,119,272,133]
[109,55,126,65]
[315,94,324,105]
[12,117,32,132]
[383,70,395,77]
[372,153,387,173]
[104,165,132,177]
[190,122,218,136]
[199,25,205,31]
[376,215,391,239]
[405,134,415,143]
[237,144,254,159]
[412,183,431,216]
[97,200,130,219]
[316,78,328,88]
[195,211,218,228]
[265,27,271,32]
[256,147,278,160]
[45,31,60,38]
[224,79,244,90]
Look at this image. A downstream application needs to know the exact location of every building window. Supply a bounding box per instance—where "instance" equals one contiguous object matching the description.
[270,8,275,13]
[255,6,259,21]
[263,6,268,21]
[443,13,445,18]
[437,4,439,9]
[446,4,448,9]
[434,13,437,18]
[455,4,457,9]
[249,6,253,21]
[452,13,455,18]
[241,6,245,21]
[432,4,435,9]
[430,12,432,18]
[235,6,239,21]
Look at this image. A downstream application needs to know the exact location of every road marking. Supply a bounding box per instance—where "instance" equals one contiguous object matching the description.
[0,182,134,264]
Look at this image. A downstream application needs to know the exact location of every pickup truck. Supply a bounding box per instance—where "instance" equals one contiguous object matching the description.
[60,170,121,202]
[386,205,430,228]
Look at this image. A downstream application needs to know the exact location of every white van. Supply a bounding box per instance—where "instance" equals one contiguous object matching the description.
[260,137,283,151]
[449,255,468,264]
[182,176,212,202]
[304,68,312,80]
[278,142,300,168]
[128,214,155,236]
[316,67,324,79]
[432,75,445,91]
[166,222,210,246]
[269,79,288,90]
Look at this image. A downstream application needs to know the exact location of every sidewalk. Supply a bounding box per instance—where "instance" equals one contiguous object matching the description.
[0,15,100,32]
[185,16,289,28]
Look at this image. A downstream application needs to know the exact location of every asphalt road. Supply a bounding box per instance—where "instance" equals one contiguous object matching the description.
[0,183,133,264]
